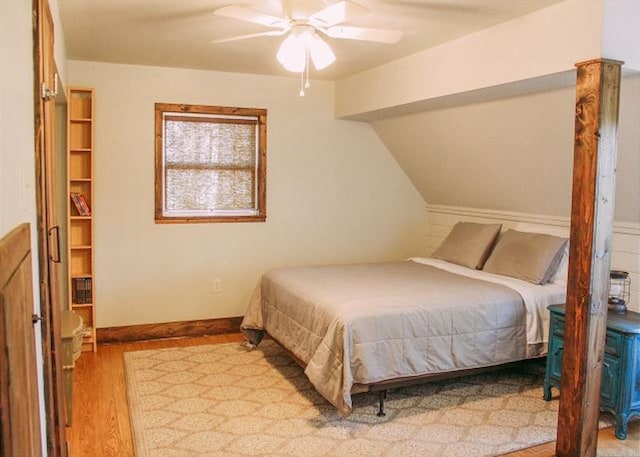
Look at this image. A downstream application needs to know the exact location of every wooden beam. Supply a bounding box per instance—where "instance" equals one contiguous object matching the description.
[96,316,243,344]
[556,58,623,457]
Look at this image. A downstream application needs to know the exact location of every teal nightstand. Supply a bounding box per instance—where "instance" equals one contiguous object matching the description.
[543,304,640,439]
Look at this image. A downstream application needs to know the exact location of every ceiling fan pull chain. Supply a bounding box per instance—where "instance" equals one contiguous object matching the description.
[305,48,311,89]
[299,47,311,97]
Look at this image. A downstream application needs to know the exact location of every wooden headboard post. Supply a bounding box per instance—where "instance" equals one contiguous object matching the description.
[556,58,623,457]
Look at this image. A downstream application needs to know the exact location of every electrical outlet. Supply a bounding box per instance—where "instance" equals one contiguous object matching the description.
[213,278,222,293]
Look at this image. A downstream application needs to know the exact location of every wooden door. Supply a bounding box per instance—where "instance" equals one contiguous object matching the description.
[0,224,43,457]
[42,0,61,313]
[33,0,68,455]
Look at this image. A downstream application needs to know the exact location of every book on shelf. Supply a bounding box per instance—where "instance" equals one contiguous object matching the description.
[72,277,92,304]
[70,192,91,216]
[72,278,82,304]
[86,277,92,303]
[72,278,77,303]
[70,193,83,215]
[77,193,91,215]
[81,278,87,304]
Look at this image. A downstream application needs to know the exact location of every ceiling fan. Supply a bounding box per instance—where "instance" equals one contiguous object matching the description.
[213,1,403,95]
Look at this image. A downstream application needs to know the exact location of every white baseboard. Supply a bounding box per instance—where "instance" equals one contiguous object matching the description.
[425,204,640,236]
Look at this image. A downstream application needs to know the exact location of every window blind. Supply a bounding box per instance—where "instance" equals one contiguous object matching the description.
[163,116,258,214]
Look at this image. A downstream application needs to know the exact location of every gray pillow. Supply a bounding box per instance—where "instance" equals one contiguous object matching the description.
[432,222,502,269]
[482,229,568,284]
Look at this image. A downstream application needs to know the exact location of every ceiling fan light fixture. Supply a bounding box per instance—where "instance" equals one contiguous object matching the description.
[276,32,307,73]
[308,34,335,70]
[276,27,335,73]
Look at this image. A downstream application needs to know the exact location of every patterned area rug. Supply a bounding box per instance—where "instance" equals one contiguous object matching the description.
[124,339,611,457]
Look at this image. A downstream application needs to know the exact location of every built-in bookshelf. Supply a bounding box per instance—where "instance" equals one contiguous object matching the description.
[67,87,96,352]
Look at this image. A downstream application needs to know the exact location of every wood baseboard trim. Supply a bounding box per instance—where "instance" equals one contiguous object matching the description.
[96,316,243,344]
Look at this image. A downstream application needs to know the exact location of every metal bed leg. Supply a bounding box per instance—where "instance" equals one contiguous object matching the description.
[377,390,387,417]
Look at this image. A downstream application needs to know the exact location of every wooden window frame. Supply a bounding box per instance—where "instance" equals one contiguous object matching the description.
[154,103,267,224]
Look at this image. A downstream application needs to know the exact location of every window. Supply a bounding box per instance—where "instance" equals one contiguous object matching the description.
[155,103,267,223]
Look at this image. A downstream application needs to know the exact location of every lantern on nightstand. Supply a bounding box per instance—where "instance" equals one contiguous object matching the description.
[608,270,630,315]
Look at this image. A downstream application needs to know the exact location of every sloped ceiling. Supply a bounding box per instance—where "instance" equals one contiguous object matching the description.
[371,74,640,222]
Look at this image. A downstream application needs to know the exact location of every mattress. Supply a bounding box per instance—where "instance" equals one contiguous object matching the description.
[241,259,565,415]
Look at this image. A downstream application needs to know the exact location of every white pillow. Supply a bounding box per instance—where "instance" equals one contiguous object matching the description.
[550,244,569,285]
[515,223,569,285]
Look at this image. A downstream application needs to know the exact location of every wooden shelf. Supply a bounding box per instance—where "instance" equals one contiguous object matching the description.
[72,273,93,279]
[82,326,94,339]
[67,87,96,353]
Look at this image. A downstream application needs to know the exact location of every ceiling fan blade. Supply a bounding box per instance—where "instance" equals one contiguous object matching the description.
[212,30,287,44]
[214,5,289,29]
[308,1,368,27]
[323,25,403,43]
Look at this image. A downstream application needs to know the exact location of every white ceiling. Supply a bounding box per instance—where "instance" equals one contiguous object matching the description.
[60,0,564,81]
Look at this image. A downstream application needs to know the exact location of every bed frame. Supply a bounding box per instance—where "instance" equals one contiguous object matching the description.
[267,332,543,417]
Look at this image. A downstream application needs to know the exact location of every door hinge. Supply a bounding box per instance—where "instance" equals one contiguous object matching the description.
[32,314,43,325]
[41,74,58,100]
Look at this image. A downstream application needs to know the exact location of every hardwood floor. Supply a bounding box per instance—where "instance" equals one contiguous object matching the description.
[68,333,639,457]
[67,333,245,456]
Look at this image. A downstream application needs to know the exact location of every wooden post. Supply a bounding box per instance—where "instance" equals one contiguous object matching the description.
[556,58,623,457]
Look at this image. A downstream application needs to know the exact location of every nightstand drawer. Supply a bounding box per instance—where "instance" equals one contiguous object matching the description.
[552,316,565,337]
[548,339,564,381]
[600,354,621,406]
[551,320,621,356]
[605,330,623,357]
[633,358,640,405]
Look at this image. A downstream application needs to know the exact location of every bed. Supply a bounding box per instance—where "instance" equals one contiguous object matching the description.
[241,223,568,416]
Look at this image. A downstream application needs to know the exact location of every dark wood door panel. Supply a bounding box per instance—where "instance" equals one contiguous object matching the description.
[0,224,43,457]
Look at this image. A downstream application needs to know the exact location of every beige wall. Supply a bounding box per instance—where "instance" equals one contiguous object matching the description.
[0,1,38,239]
[49,0,68,88]
[0,0,49,450]
[372,74,640,223]
[602,0,640,70]
[67,60,428,328]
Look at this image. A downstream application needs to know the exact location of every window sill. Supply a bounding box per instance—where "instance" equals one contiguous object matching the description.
[155,215,266,224]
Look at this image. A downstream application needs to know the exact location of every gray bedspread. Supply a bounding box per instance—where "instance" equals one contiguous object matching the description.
[241,261,536,415]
